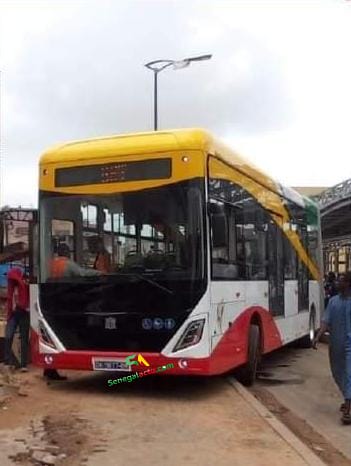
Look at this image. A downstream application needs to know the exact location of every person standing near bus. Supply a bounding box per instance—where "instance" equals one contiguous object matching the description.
[4,267,30,371]
[313,272,351,425]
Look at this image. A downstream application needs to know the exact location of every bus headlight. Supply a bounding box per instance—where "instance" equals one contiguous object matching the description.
[173,319,205,352]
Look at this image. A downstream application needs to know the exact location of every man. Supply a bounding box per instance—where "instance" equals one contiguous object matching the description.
[314,272,351,425]
[50,243,101,278]
[4,267,30,371]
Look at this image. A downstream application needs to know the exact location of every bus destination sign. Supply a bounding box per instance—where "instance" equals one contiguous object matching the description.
[55,158,172,187]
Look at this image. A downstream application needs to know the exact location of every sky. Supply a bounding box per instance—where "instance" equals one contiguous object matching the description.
[1,0,351,207]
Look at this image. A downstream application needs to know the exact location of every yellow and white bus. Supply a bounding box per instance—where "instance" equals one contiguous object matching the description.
[31,128,323,384]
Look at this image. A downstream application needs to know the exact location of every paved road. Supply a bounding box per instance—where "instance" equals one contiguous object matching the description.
[0,367,314,466]
[253,343,351,463]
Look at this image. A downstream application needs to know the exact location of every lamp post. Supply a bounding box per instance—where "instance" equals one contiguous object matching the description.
[144,54,212,131]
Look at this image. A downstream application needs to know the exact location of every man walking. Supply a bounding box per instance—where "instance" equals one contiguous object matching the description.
[4,267,30,371]
[314,272,351,424]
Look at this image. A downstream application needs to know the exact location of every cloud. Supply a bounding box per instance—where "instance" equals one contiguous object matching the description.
[1,0,351,205]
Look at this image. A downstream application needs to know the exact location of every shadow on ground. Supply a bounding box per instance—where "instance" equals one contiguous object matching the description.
[44,371,227,402]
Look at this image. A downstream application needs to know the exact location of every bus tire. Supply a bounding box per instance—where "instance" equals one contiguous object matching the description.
[237,324,261,386]
[298,310,316,348]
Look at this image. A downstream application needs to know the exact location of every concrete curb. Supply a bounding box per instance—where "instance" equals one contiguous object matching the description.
[228,377,326,466]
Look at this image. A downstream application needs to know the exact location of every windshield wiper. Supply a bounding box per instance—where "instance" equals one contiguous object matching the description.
[89,271,174,295]
[127,272,174,295]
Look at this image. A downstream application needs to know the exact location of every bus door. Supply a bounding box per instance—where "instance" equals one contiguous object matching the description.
[267,217,285,317]
[297,224,309,312]
[282,224,299,318]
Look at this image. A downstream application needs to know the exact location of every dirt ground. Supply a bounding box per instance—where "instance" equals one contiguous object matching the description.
[0,365,314,466]
[0,368,100,466]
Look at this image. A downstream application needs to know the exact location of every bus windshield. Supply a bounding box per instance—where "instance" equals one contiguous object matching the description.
[39,179,205,286]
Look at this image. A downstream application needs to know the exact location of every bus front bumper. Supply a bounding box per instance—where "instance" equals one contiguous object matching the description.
[31,332,210,375]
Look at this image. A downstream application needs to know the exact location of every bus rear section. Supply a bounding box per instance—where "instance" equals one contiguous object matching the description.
[32,129,322,380]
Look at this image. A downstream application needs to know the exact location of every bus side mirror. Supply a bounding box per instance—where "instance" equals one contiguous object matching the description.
[211,214,227,248]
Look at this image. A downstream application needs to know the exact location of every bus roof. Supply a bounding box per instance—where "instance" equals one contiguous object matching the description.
[40,128,222,163]
[40,128,310,208]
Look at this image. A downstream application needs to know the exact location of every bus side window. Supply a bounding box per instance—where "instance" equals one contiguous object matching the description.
[243,198,268,281]
[307,224,319,272]
[29,219,38,283]
[283,223,297,280]
[210,201,241,281]
[208,176,269,281]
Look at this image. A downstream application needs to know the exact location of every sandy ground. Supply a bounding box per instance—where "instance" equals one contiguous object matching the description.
[0,366,312,466]
[251,343,351,465]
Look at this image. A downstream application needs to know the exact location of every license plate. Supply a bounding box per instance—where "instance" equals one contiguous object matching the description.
[92,358,131,371]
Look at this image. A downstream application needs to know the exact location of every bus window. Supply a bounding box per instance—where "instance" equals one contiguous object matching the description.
[209,199,245,281]
[209,177,268,281]
[81,204,97,229]
[234,207,245,275]
[103,209,112,232]
[113,213,136,236]
[307,224,319,270]
[297,224,309,311]
[268,219,285,316]
[29,214,38,283]
[243,198,268,281]
[51,219,75,260]
[283,225,298,280]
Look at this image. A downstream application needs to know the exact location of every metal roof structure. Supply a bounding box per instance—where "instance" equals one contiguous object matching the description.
[315,179,351,241]
[314,180,351,273]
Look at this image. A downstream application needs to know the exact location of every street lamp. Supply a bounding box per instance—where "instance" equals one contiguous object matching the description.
[144,54,212,131]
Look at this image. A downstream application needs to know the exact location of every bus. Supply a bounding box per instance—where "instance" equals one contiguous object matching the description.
[31,128,323,385]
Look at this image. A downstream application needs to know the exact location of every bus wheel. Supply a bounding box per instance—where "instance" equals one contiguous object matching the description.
[298,311,316,348]
[237,324,261,386]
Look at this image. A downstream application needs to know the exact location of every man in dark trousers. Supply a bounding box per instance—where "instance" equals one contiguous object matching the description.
[4,267,30,371]
[43,368,67,381]
[5,267,66,379]
[314,272,351,424]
